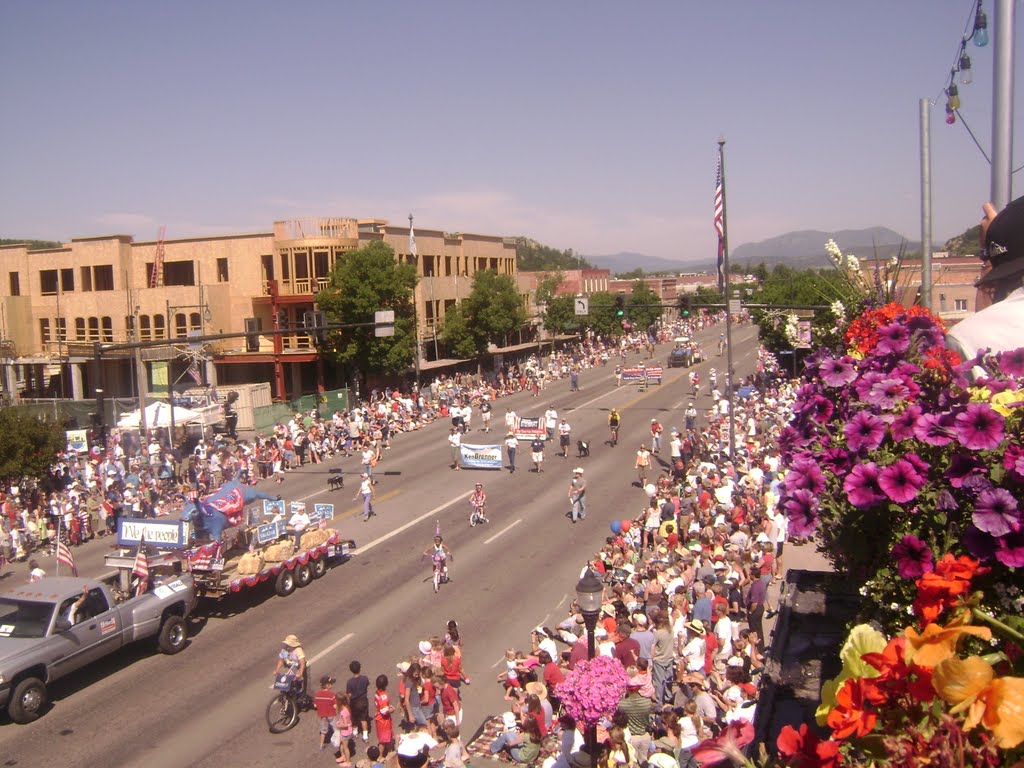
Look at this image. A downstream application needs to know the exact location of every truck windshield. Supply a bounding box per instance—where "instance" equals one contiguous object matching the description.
[0,598,55,639]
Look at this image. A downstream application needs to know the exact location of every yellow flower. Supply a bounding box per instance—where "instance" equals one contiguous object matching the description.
[933,656,994,711]
[903,623,991,668]
[982,677,1024,749]
[990,389,1024,417]
[933,657,1024,748]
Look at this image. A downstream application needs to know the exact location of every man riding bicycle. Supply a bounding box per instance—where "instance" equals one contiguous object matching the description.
[469,482,489,524]
[273,634,308,692]
[608,408,621,446]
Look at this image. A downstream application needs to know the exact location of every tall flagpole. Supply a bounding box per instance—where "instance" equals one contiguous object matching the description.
[409,214,421,386]
[718,137,736,463]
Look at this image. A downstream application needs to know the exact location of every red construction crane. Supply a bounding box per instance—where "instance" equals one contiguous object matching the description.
[150,225,166,288]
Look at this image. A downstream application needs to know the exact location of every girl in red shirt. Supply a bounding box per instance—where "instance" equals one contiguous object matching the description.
[374,675,395,757]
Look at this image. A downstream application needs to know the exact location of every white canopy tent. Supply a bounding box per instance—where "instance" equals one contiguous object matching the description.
[117,401,203,430]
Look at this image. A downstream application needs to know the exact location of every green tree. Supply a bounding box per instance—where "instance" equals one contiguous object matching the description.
[315,241,418,375]
[626,281,662,330]
[514,238,592,271]
[462,270,528,354]
[0,409,65,485]
[535,272,564,308]
[543,294,577,335]
[584,291,624,339]
[438,304,479,359]
[618,268,645,280]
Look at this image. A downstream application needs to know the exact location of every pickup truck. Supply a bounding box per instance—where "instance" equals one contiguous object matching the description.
[0,573,196,724]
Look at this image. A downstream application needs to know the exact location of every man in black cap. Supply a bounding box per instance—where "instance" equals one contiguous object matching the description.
[947,197,1024,360]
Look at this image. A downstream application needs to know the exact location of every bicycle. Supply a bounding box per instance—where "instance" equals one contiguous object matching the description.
[266,673,313,733]
[469,502,488,527]
[429,553,450,592]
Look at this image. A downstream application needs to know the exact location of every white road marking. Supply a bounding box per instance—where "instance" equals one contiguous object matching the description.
[309,631,355,666]
[356,491,474,554]
[555,594,567,609]
[484,518,521,544]
[570,387,621,411]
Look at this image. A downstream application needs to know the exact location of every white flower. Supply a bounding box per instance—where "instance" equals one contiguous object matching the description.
[906,605,915,615]
[830,300,845,320]
[847,255,861,272]
[890,602,899,611]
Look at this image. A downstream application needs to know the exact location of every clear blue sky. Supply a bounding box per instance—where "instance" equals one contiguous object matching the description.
[1,1,1021,264]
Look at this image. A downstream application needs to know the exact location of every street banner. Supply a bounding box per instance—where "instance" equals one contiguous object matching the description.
[514,416,546,441]
[66,429,88,453]
[118,518,191,549]
[459,443,503,470]
[622,366,663,384]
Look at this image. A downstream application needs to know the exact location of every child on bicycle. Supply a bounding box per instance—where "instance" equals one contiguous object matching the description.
[424,536,452,581]
[469,483,488,524]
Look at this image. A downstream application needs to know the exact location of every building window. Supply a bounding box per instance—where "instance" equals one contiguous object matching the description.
[40,269,58,295]
[75,318,86,341]
[955,298,968,312]
[80,266,93,292]
[261,254,274,282]
[60,268,74,292]
[101,316,113,342]
[139,315,152,341]
[153,314,166,339]
[444,256,452,276]
[8,272,20,296]
[189,312,201,333]
[88,317,100,341]
[163,260,196,286]
[94,265,114,291]
[217,257,229,282]
[939,293,947,311]
[40,318,51,344]
[56,317,66,342]
[174,313,188,338]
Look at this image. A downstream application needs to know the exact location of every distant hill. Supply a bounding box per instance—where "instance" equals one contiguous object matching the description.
[730,227,917,270]
[585,251,694,276]
[1,238,63,250]
[514,237,593,271]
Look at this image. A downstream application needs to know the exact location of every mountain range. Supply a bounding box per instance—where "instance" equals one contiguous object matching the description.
[586,226,918,275]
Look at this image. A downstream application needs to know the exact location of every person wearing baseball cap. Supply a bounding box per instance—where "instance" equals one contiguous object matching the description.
[948,196,1024,361]
[568,468,586,524]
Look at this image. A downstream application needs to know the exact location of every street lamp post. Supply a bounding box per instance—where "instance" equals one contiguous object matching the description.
[575,568,604,768]
[165,297,213,450]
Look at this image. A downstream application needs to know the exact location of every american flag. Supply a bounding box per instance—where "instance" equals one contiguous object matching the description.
[56,539,78,577]
[714,157,725,294]
[409,218,418,257]
[186,363,202,386]
[132,537,150,597]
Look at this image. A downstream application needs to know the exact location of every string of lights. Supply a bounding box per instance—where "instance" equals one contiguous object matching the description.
[944,0,989,125]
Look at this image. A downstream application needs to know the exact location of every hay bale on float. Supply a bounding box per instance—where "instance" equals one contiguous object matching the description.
[237,552,265,575]
[299,529,331,549]
[263,540,295,563]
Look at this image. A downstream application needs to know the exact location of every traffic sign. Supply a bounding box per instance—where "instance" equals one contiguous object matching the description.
[574,297,589,316]
[375,309,395,337]
[728,300,742,313]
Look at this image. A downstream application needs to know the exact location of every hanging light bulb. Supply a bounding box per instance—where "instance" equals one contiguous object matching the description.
[959,53,973,85]
[947,82,961,111]
[946,102,956,125]
[973,6,989,47]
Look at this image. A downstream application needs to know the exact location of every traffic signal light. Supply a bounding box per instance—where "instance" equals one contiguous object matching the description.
[614,294,625,317]
[680,295,691,317]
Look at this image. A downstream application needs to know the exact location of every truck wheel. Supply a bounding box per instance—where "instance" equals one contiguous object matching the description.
[8,677,47,724]
[310,555,328,579]
[275,568,296,597]
[294,563,312,588]
[157,615,188,655]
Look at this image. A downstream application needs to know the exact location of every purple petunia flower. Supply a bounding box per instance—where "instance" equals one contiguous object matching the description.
[998,348,1024,377]
[819,448,853,476]
[1003,443,1024,477]
[865,377,913,410]
[787,456,826,495]
[936,489,959,512]
[805,395,835,424]
[890,535,934,579]
[783,489,819,537]
[913,412,957,446]
[955,402,1005,451]
[843,461,886,508]
[964,525,998,561]
[843,411,886,452]
[876,322,911,355]
[961,474,994,496]
[972,488,1021,537]
[995,529,1024,567]
[878,459,926,503]
[819,356,858,387]
[945,453,985,488]
[890,404,923,442]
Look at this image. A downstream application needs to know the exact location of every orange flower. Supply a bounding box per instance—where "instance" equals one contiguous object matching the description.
[933,657,1024,749]
[913,554,987,624]
[862,636,935,704]
[903,623,992,668]
[826,678,877,740]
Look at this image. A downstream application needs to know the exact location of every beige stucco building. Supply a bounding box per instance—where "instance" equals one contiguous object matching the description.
[0,217,529,404]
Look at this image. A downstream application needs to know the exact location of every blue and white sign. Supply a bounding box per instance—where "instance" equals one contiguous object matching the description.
[313,503,335,523]
[118,518,190,549]
[289,501,306,515]
[256,520,283,545]
[263,499,285,517]
[459,443,503,470]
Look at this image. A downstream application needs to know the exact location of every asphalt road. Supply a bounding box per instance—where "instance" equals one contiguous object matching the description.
[0,321,763,768]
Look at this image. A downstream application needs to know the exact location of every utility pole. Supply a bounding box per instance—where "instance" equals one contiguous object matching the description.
[920,97,932,311]
[991,0,1015,209]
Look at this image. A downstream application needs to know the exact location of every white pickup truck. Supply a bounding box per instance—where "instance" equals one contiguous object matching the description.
[0,573,196,724]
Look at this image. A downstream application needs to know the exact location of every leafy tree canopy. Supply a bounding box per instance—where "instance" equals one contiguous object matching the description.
[626,281,662,330]
[543,295,578,336]
[438,304,478,360]
[315,240,418,375]
[515,237,592,271]
[0,238,63,250]
[462,270,528,354]
[617,268,645,280]
[0,410,66,485]
[535,272,564,308]
[584,291,624,339]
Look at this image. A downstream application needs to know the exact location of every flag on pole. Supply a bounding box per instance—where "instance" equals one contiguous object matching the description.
[133,536,150,597]
[409,219,418,257]
[714,157,725,294]
[56,538,78,577]
[186,363,202,386]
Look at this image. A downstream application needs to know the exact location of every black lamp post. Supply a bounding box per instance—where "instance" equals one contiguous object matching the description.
[575,567,604,768]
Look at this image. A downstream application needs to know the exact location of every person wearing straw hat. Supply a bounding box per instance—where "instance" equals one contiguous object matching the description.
[273,634,308,692]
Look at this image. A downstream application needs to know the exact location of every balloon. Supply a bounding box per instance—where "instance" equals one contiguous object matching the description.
[621,519,632,533]
[610,520,622,534]
[644,483,657,498]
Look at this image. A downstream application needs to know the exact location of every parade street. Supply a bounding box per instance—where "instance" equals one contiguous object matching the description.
[0,322,765,768]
